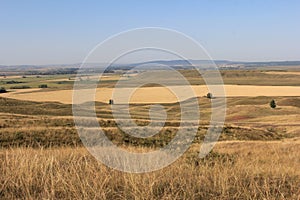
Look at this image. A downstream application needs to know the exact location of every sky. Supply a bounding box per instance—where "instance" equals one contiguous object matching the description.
[0,0,300,65]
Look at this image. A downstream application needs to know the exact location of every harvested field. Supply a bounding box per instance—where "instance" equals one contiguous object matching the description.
[1,85,299,104]
[263,71,300,75]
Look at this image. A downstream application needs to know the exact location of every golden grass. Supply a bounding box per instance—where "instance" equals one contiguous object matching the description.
[0,140,299,199]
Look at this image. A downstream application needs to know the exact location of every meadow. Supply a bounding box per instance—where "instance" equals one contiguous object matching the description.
[0,69,299,199]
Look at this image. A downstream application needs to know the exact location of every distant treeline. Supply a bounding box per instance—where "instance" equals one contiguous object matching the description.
[1,60,300,76]
[24,68,79,75]
[23,68,122,75]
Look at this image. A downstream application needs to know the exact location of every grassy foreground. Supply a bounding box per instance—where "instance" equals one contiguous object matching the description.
[0,140,299,199]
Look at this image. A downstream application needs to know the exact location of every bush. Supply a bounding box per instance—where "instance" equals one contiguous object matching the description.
[5,80,23,84]
[270,99,276,109]
[10,85,31,89]
[38,84,48,88]
[109,99,114,105]
[0,87,7,93]
[207,92,213,99]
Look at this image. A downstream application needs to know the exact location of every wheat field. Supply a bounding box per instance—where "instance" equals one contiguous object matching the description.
[2,85,300,104]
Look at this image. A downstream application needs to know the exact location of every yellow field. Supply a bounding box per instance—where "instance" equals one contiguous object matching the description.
[1,85,299,104]
[263,71,300,75]
[0,75,22,79]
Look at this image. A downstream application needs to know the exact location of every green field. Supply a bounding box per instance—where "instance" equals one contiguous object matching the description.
[1,70,300,93]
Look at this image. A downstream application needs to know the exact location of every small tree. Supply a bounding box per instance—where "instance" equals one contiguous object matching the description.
[207,92,213,99]
[270,99,276,109]
[0,87,7,93]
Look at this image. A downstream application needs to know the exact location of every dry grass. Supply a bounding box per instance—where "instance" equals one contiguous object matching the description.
[0,140,299,199]
[1,96,299,148]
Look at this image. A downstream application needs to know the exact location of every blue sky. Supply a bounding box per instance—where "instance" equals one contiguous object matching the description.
[0,0,300,65]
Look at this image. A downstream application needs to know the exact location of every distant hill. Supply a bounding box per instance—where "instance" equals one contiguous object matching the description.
[128,60,300,67]
[1,60,300,75]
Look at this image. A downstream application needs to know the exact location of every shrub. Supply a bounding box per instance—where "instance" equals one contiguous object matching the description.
[207,92,213,99]
[0,87,7,93]
[38,84,48,88]
[109,99,114,104]
[5,80,23,84]
[10,85,31,89]
[270,99,276,109]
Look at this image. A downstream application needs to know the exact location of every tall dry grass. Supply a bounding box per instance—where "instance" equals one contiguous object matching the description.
[1,140,299,199]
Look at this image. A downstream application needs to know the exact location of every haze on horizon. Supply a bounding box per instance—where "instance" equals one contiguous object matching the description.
[1,0,300,65]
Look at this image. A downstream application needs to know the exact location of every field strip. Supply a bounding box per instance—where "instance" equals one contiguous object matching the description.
[216,137,300,144]
[0,112,299,127]
[263,71,300,75]
[1,85,300,104]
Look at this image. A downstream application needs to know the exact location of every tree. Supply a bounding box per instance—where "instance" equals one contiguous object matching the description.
[0,87,7,93]
[206,92,213,99]
[270,99,276,109]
